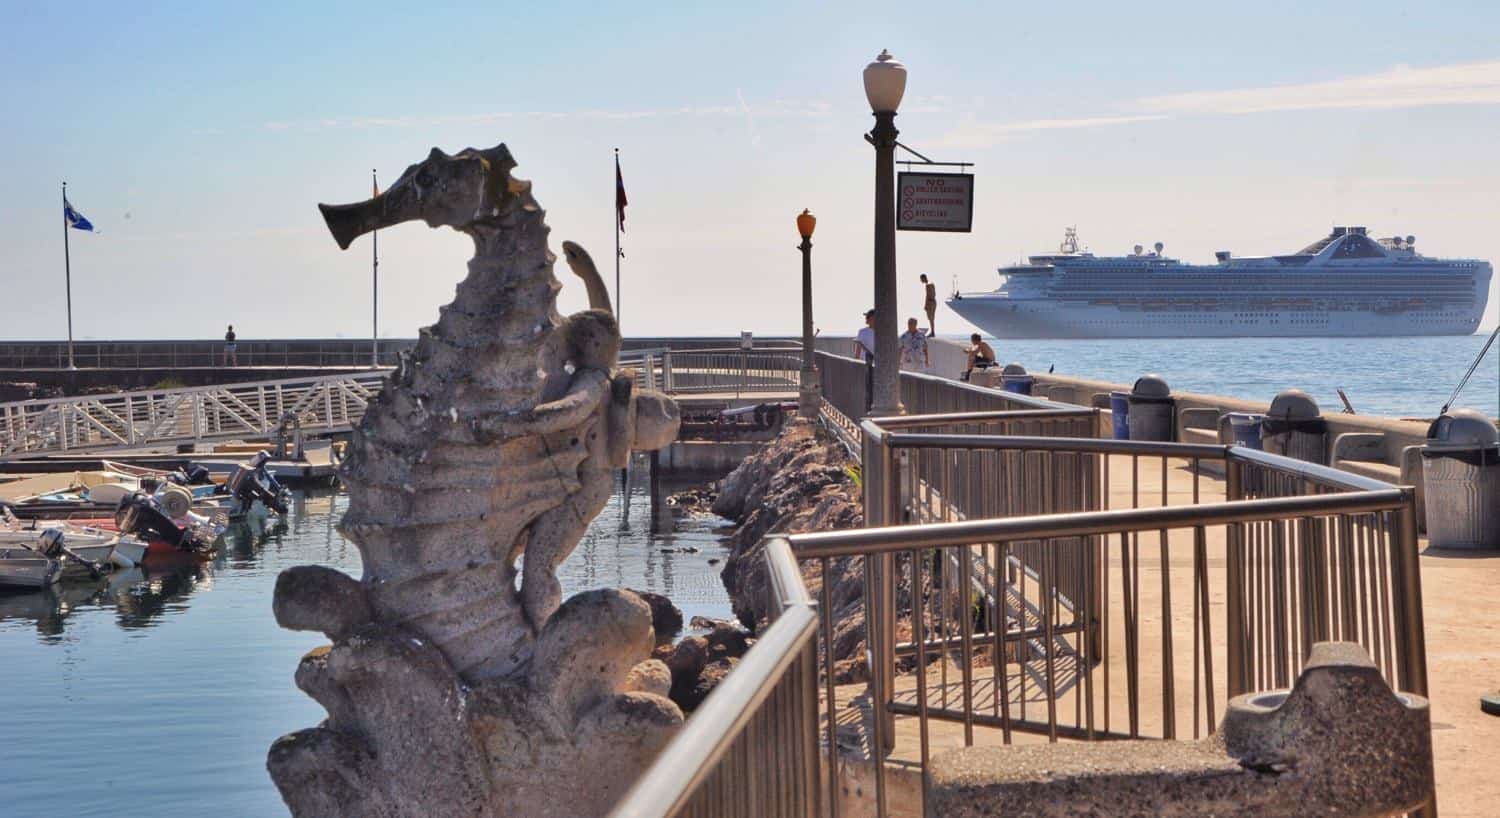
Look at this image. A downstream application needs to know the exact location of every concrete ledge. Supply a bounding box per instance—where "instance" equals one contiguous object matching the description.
[656,440,765,477]
[1181,427,1219,446]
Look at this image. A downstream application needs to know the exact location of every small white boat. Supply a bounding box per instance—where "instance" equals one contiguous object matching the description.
[0,518,149,570]
[0,554,62,590]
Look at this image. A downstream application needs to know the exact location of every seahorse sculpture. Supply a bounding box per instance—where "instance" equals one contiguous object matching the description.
[267,143,682,818]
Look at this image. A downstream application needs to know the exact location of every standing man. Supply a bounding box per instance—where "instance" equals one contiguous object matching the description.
[920,274,937,336]
[223,324,238,366]
[900,317,930,372]
[855,309,876,412]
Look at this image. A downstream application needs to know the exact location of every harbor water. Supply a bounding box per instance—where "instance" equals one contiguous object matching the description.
[960,333,1500,420]
[0,474,734,818]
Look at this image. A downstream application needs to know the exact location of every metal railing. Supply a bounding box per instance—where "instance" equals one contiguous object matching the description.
[0,339,417,370]
[661,347,802,395]
[0,348,684,458]
[817,407,1426,815]
[0,371,390,457]
[0,337,802,371]
[605,349,1430,817]
[611,538,822,818]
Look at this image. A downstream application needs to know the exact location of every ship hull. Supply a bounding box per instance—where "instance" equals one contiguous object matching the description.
[947,297,1485,339]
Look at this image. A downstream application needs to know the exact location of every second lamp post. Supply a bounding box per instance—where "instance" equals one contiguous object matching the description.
[864,49,906,416]
[797,209,820,419]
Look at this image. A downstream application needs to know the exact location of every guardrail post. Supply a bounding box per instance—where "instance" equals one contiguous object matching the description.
[861,425,898,756]
[1225,456,1246,697]
[662,350,674,393]
[1393,490,1428,698]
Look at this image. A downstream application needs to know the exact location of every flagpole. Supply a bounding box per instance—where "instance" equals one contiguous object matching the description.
[62,181,75,370]
[371,169,379,368]
[614,148,621,331]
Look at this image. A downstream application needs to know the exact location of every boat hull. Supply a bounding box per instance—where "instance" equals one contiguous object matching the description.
[0,558,61,590]
[947,297,1486,339]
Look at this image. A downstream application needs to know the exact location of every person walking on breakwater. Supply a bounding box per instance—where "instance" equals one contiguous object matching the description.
[920,274,937,335]
[900,317,930,372]
[856,309,876,412]
[962,333,996,382]
[223,325,238,366]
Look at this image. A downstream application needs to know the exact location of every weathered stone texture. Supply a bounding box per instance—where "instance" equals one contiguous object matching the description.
[268,144,682,818]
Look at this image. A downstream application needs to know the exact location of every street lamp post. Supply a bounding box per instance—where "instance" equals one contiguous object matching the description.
[796,209,820,419]
[865,49,906,417]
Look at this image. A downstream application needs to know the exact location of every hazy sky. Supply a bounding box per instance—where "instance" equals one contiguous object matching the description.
[4,1,1499,340]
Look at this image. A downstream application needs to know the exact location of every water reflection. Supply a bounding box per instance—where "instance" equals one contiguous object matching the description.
[0,492,317,639]
[0,468,733,644]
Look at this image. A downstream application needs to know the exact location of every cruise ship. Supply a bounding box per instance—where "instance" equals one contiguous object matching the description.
[947,227,1492,338]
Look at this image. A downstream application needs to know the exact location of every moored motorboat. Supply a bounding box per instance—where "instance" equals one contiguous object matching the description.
[0,554,62,590]
[0,514,151,570]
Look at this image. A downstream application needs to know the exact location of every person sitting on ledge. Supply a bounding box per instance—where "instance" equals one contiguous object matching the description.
[962,333,996,382]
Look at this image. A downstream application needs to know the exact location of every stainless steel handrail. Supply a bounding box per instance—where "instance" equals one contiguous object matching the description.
[1228,445,1402,493]
[787,489,1409,558]
[609,539,821,818]
[874,408,1096,428]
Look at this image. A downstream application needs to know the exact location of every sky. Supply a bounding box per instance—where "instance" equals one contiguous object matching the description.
[3,0,1500,340]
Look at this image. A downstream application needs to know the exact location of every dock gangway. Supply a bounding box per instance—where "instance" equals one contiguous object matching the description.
[0,371,391,458]
[0,349,692,459]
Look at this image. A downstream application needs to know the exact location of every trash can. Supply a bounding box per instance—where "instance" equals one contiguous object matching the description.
[1421,409,1500,550]
[1227,413,1265,450]
[1261,389,1327,464]
[1110,391,1130,440]
[1000,362,1034,395]
[1126,374,1173,441]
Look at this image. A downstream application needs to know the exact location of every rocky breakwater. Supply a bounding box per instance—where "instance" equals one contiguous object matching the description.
[711,419,871,682]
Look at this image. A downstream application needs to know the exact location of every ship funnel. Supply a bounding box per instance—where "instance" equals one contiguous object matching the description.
[1153,241,1164,255]
[1215,250,1231,263]
[1133,244,1143,255]
[1406,235,1416,247]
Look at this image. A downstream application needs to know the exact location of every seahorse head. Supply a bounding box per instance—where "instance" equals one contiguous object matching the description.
[318,143,523,250]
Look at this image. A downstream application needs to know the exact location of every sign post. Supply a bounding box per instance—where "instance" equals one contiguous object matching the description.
[897,171,974,233]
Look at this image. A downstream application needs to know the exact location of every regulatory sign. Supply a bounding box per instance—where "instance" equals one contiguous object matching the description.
[897,172,974,233]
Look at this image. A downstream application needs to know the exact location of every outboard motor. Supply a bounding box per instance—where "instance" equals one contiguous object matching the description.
[33,527,102,576]
[168,464,212,487]
[227,451,289,516]
[115,491,189,549]
[34,528,67,558]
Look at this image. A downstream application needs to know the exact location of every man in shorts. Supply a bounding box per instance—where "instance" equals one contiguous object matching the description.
[962,333,996,382]
[920,274,937,336]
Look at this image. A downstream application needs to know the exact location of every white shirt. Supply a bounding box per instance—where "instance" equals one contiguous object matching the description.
[855,327,876,360]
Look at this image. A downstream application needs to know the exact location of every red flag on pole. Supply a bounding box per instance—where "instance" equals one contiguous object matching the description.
[615,155,628,233]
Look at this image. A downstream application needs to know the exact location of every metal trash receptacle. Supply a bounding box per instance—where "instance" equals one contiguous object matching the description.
[1000,362,1034,395]
[1422,409,1500,550]
[1227,413,1265,450]
[1110,391,1130,440]
[1262,389,1327,464]
[1126,374,1173,441]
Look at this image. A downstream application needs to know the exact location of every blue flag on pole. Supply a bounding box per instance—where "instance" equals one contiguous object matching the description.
[64,198,94,232]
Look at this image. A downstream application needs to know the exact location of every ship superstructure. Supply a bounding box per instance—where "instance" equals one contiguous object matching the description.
[947,227,1491,338]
